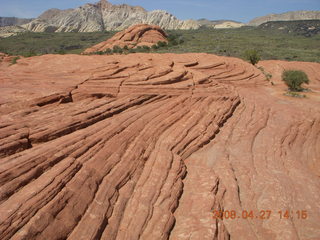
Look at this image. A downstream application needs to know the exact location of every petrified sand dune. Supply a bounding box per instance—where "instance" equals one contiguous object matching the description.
[0,53,319,240]
[83,24,168,54]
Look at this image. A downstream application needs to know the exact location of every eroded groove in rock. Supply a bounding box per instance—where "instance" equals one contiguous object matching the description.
[0,53,319,240]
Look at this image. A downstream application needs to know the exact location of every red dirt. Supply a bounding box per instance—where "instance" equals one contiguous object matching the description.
[0,53,319,240]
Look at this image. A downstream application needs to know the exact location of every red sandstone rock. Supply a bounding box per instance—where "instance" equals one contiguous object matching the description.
[0,53,319,240]
[83,24,168,54]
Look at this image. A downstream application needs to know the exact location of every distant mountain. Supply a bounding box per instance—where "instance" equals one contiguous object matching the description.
[197,19,244,28]
[258,20,320,37]
[21,0,200,32]
[248,11,320,26]
[0,17,33,27]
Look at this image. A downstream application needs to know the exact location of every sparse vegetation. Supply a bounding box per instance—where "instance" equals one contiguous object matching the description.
[157,41,167,48]
[10,56,20,65]
[245,49,261,65]
[112,45,123,54]
[0,27,319,62]
[258,66,273,81]
[282,70,309,92]
[0,32,115,56]
[284,91,306,98]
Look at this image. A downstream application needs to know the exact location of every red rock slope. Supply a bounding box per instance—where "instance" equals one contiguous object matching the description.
[0,53,319,240]
[83,24,168,54]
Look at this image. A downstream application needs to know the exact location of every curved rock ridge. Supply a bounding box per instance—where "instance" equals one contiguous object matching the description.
[83,24,168,54]
[248,10,320,26]
[21,0,200,32]
[0,53,319,240]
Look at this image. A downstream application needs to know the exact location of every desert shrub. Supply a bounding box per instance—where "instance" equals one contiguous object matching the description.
[282,70,309,91]
[157,41,167,48]
[112,45,123,54]
[257,66,273,81]
[25,50,37,57]
[104,48,112,54]
[57,49,66,55]
[128,48,136,53]
[168,33,184,45]
[178,38,184,44]
[10,56,20,65]
[135,46,143,52]
[284,91,306,98]
[123,45,129,51]
[245,49,261,65]
[168,34,177,42]
[151,44,159,50]
[142,45,151,52]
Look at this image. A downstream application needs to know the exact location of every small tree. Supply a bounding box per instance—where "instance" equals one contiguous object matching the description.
[245,49,260,65]
[282,70,309,92]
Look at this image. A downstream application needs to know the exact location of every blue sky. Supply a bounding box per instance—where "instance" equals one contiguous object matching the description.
[0,0,319,23]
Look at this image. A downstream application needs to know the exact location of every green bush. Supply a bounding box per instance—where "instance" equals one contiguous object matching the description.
[142,45,151,52]
[157,41,167,48]
[282,70,309,91]
[128,48,136,53]
[135,46,143,52]
[151,44,159,50]
[104,48,112,54]
[112,45,123,54]
[245,49,261,65]
[25,50,37,57]
[284,91,306,98]
[10,56,20,65]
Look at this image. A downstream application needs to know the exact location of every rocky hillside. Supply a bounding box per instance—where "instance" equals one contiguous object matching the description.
[0,17,33,27]
[22,0,199,32]
[259,20,320,37]
[248,10,320,26]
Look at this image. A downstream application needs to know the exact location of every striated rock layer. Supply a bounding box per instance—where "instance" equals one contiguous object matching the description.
[0,25,27,38]
[248,10,320,26]
[21,0,200,33]
[83,24,168,54]
[0,53,319,240]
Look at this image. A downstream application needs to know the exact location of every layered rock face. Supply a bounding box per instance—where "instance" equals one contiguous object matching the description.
[83,24,168,54]
[22,0,199,32]
[0,53,319,240]
[248,10,320,26]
